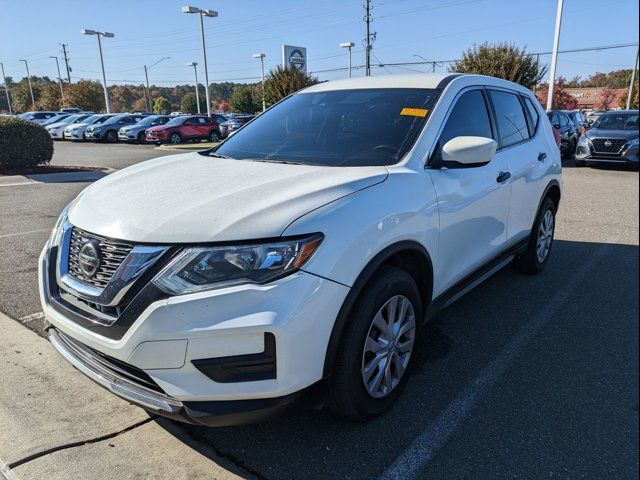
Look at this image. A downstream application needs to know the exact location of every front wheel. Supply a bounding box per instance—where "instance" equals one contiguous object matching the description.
[209,130,220,142]
[104,130,118,143]
[513,197,556,275]
[574,159,587,167]
[328,265,422,421]
[169,132,182,144]
[137,132,146,144]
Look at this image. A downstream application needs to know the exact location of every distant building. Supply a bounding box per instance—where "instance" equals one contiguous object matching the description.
[566,87,626,110]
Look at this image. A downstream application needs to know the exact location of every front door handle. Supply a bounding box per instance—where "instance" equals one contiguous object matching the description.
[538,152,547,162]
[496,171,511,183]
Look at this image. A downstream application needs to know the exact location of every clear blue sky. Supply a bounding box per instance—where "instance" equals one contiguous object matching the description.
[0,0,638,87]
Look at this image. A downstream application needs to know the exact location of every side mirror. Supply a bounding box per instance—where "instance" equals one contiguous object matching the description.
[552,122,560,129]
[441,136,497,167]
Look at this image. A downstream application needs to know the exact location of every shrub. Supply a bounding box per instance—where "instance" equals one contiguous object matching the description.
[0,116,54,171]
[264,66,318,107]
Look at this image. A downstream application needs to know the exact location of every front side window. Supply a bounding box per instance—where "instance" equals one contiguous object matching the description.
[436,90,494,155]
[489,91,529,148]
[214,88,441,166]
[559,114,569,127]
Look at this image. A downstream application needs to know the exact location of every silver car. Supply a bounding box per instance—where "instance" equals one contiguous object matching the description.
[118,115,170,143]
[46,114,92,140]
[19,111,62,124]
[63,114,115,141]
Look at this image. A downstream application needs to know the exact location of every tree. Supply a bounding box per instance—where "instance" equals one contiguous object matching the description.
[153,96,171,114]
[218,99,230,112]
[180,92,206,114]
[110,85,139,112]
[535,77,578,110]
[450,42,547,89]
[37,83,63,110]
[132,96,148,112]
[63,80,105,112]
[264,66,318,106]
[229,84,260,113]
[11,81,38,112]
[619,83,639,109]
[595,86,617,110]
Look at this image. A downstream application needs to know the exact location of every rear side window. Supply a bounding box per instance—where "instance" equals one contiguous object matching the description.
[489,91,529,148]
[438,90,493,150]
[523,97,540,136]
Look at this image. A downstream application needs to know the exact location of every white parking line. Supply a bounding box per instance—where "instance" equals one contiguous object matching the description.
[378,241,613,480]
[0,457,18,480]
[19,312,45,323]
[0,229,50,240]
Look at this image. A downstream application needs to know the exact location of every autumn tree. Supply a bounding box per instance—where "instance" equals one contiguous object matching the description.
[153,96,171,114]
[264,66,318,106]
[11,81,38,112]
[63,80,105,112]
[450,42,547,89]
[218,99,230,112]
[535,77,578,110]
[37,83,63,110]
[229,84,260,113]
[619,83,639,109]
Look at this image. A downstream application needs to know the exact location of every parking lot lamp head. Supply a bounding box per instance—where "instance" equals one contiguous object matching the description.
[182,6,217,117]
[339,42,355,78]
[81,29,115,114]
[252,53,266,112]
[187,62,200,114]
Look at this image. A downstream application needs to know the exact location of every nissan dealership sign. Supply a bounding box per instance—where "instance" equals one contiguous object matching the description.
[282,45,307,73]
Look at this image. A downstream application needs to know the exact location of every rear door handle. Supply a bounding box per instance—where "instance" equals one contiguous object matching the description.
[538,152,547,162]
[496,171,511,183]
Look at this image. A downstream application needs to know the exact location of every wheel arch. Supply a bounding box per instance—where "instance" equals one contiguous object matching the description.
[322,240,434,378]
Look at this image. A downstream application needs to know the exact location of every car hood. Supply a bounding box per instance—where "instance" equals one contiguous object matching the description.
[46,122,67,129]
[586,129,638,140]
[68,152,388,243]
[65,122,88,129]
[146,125,172,133]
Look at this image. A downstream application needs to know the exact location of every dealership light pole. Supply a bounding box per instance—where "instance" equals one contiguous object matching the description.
[546,0,564,111]
[19,59,35,110]
[81,29,115,113]
[252,53,266,111]
[49,56,65,103]
[0,62,12,114]
[626,45,639,110]
[186,62,201,114]
[144,56,170,113]
[182,6,217,117]
[339,42,355,78]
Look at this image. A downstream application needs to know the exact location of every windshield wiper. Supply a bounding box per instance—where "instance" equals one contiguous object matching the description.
[243,158,317,166]
[207,152,231,159]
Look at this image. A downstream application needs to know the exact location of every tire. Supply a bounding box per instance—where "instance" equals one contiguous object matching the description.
[137,132,146,144]
[328,265,423,421]
[105,130,118,143]
[169,132,182,144]
[513,196,556,275]
[574,159,587,167]
[209,130,220,142]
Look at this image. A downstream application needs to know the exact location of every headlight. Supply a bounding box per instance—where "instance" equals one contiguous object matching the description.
[49,203,71,248]
[577,135,592,147]
[628,138,639,148]
[153,234,323,295]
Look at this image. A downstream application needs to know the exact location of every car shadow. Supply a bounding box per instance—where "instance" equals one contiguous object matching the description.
[561,158,639,171]
[152,239,639,480]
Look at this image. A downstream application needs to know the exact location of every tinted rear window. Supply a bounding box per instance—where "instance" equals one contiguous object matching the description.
[214,88,441,166]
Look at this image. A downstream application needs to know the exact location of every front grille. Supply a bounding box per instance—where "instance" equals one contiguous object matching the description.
[68,228,134,289]
[592,138,627,154]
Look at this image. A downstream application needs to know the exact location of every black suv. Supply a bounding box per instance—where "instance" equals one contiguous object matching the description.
[548,110,579,158]
[565,110,589,134]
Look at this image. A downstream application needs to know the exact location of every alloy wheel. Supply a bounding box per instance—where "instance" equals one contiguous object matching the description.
[536,209,554,263]
[170,133,181,144]
[361,295,416,399]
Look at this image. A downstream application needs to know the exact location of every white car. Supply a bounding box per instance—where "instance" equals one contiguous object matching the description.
[39,74,561,426]
[63,114,115,141]
[45,114,92,139]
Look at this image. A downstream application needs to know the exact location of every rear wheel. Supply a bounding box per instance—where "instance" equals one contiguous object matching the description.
[513,196,556,275]
[169,132,182,144]
[328,265,422,421]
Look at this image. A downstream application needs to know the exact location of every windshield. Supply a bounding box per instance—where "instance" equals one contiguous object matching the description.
[166,116,187,126]
[593,113,639,130]
[214,88,441,166]
[103,115,127,125]
[42,115,70,125]
[136,116,163,126]
[93,115,113,124]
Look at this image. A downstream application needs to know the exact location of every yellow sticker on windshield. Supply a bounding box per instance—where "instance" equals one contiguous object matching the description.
[400,107,428,117]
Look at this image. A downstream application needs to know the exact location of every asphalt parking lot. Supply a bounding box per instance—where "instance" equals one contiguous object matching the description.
[0,142,638,479]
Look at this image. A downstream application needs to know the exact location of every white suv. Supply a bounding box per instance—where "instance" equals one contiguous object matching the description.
[39,74,562,426]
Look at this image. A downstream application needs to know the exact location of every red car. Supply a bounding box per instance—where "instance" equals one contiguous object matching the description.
[145,115,221,144]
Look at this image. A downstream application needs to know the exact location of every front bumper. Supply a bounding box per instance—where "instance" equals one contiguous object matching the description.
[39,239,349,424]
[64,130,85,140]
[119,130,141,142]
[576,143,639,164]
[85,130,103,140]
